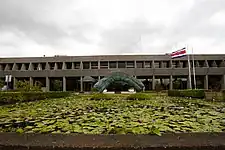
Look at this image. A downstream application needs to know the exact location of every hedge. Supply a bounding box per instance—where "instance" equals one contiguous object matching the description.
[168,89,205,99]
[0,91,72,105]
[126,93,152,100]
[90,93,113,100]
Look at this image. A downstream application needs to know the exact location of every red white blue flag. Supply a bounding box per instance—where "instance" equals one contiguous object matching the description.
[170,47,187,59]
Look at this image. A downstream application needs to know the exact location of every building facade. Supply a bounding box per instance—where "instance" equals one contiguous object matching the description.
[0,54,225,91]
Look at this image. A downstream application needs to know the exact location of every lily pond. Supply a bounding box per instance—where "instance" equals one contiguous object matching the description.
[0,94,225,135]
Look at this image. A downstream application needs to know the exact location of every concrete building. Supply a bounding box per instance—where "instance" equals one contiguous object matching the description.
[0,54,225,91]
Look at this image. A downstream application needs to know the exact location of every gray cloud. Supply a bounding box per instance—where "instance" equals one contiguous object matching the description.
[0,0,225,57]
[99,18,166,53]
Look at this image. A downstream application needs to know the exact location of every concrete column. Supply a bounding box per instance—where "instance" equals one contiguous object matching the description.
[37,63,42,70]
[170,75,173,90]
[187,76,192,89]
[62,62,66,70]
[12,63,18,70]
[221,75,225,90]
[72,62,75,69]
[152,60,155,68]
[46,77,50,92]
[13,77,17,89]
[152,75,155,90]
[98,61,100,69]
[29,77,33,87]
[98,76,101,80]
[63,76,66,91]
[80,61,83,70]
[54,63,58,70]
[21,64,26,71]
[80,76,83,92]
[134,61,137,68]
[170,59,173,68]
[28,63,34,71]
[204,75,208,90]
[4,64,9,71]
[46,62,50,70]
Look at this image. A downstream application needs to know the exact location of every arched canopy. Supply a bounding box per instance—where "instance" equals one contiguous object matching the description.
[93,72,145,93]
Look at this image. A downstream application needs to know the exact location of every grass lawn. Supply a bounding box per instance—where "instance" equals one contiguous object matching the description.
[0,94,224,135]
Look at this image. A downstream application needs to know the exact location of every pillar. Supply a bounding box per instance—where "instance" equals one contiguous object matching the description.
[46,62,50,70]
[54,63,58,70]
[98,76,101,80]
[46,77,50,92]
[221,75,225,90]
[12,63,18,70]
[13,77,17,89]
[62,62,66,70]
[187,76,192,89]
[152,60,155,68]
[29,77,33,87]
[4,64,10,71]
[28,63,34,71]
[204,75,208,90]
[37,63,42,70]
[170,75,173,90]
[21,64,26,71]
[80,76,83,92]
[152,75,155,90]
[72,62,75,69]
[63,76,66,91]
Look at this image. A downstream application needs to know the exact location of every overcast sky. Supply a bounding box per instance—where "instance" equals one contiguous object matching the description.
[0,0,225,57]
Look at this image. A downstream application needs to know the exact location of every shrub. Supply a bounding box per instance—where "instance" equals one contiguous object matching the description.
[0,91,72,105]
[126,93,151,100]
[168,89,205,99]
[90,93,112,100]
[15,80,42,92]
[223,90,225,100]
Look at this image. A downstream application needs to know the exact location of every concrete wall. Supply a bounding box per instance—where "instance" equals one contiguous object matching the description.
[0,54,225,91]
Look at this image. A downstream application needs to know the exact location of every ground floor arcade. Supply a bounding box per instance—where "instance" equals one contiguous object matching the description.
[3,74,224,92]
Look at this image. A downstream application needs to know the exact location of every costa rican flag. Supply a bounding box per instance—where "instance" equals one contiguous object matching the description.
[170,47,187,59]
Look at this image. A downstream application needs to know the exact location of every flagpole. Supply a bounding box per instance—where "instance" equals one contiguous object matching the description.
[192,47,196,89]
[187,45,192,89]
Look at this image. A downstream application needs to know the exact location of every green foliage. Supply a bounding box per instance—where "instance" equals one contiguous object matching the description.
[168,89,205,99]
[205,91,225,101]
[90,93,112,100]
[0,95,225,135]
[0,79,5,88]
[15,80,41,92]
[126,93,151,100]
[223,90,225,100]
[155,82,163,93]
[52,80,62,91]
[0,91,71,105]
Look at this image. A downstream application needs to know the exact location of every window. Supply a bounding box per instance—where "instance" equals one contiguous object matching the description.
[136,61,143,68]
[118,61,126,68]
[66,62,72,69]
[144,61,151,68]
[91,61,98,69]
[83,62,90,69]
[109,61,117,68]
[126,61,134,68]
[100,61,108,69]
[154,61,160,68]
[74,62,80,69]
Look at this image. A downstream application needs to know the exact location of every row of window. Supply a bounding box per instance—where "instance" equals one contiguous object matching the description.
[0,60,224,71]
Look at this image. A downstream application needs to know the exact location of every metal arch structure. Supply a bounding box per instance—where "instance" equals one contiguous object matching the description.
[93,72,145,93]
